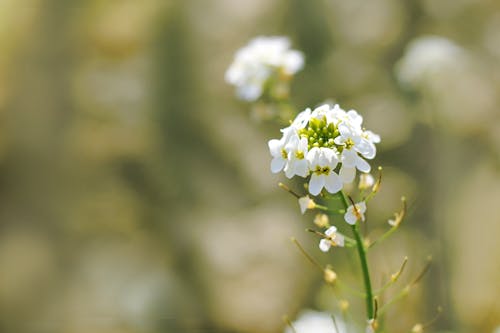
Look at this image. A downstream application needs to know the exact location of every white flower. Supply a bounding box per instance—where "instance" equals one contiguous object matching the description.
[307,147,342,195]
[298,196,315,214]
[344,201,367,225]
[226,36,304,101]
[285,310,346,333]
[319,226,345,252]
[268,127,294,173]
[395,35,465,88]
[284,135,309,178]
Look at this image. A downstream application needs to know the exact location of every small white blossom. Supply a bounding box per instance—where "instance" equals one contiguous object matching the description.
[284,135,309,178]
[285,310,346,333]
[226,36,304,101]
[298,196,315,214]
[268,127,294,173]
[307,147,342,196]
[319,226,345,252]
[344,201,367,225]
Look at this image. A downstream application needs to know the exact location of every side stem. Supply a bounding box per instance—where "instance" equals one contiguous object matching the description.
[339,191,374,320]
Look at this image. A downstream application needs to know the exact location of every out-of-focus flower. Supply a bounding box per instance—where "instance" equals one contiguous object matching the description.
[344,201,366,225]
[268,104,380,196]
[395,35,465,88]
[285,309,346,333]
[411,323,423,333]
[225,36,304,101]
[319,226,345,252]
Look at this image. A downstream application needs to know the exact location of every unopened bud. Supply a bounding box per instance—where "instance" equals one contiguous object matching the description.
[324,267,337,284]
[314,213,329,228]
[339,300,349,312]
[359,173,375,190]
[411,323,423,333]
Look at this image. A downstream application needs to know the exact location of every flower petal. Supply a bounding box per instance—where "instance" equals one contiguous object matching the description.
[271,157,286,173]
[298,196,311,214]
[325,226,337,236]
[319,239,331,252]
[268,139,282,156]
[356,157,371,173]
[325,172,342,194]
[344,211,357,225]
[294,160,309,177]
[340,166,356,183]
[309,174,325,196]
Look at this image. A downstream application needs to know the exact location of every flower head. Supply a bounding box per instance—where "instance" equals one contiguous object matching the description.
[226,36,304,101]
[344,201,367,225]
[268,104,380,196]
[319,226,345,252]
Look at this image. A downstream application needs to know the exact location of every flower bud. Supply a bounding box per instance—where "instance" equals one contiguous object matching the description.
[324,267,337,284]
[314,213,329,228]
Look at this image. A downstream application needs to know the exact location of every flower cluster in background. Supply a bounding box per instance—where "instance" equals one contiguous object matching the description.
[268,104,380,196]
[225,36,304,101]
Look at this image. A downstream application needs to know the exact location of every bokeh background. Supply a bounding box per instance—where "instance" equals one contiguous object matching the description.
[0,0,499,332]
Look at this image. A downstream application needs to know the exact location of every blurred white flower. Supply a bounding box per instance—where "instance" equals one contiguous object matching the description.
[268,104,380,196]
[319,226,345,252]
[395,35,465,87]
[285,309,346,333]
[225,36,304,101]
[344,201,367,225]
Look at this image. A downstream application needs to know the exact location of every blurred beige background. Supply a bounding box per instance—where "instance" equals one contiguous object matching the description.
[0,0,499,332]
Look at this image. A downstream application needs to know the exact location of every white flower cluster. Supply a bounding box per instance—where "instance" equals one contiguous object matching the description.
[269,104,380,196]
[395,35,465,87]
[225,36,304,101]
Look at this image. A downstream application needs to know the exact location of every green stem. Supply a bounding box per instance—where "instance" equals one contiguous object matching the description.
[338,190,374,320]
[351,224,374,319]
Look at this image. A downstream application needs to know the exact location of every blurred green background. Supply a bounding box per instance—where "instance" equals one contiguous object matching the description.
[0,0,499,332]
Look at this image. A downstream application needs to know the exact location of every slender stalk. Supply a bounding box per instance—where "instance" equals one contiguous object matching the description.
[351,224,374,319]
[338,191,374,320]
